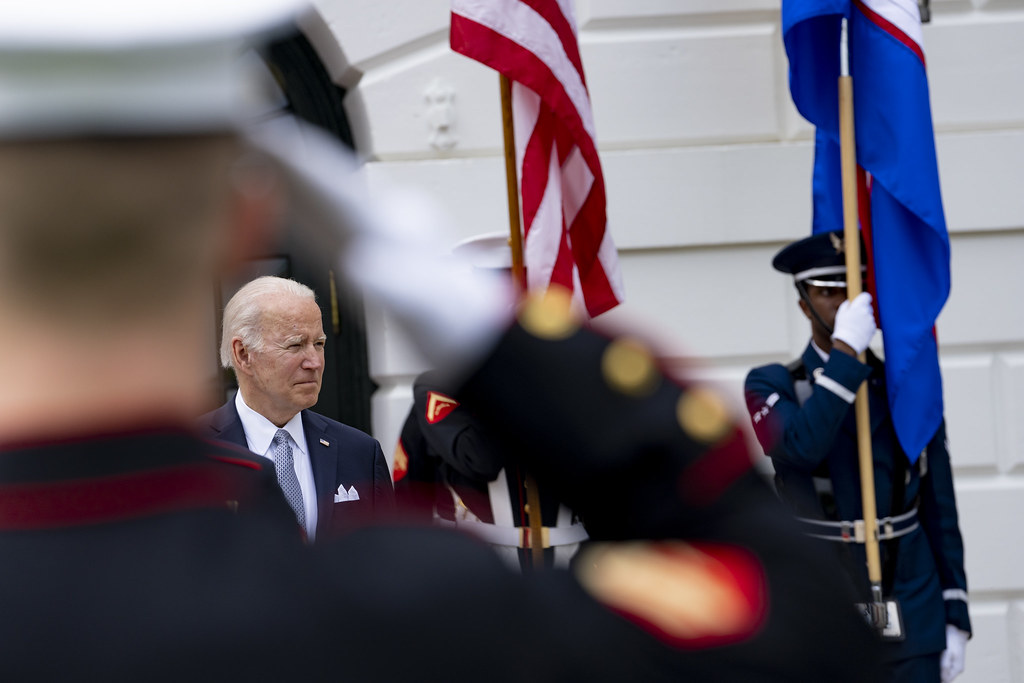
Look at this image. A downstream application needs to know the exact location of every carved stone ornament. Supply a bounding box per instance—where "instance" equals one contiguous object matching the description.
[424,78,456,150]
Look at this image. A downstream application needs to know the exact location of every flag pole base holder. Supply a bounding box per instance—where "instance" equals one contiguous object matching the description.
[856,598,905,642]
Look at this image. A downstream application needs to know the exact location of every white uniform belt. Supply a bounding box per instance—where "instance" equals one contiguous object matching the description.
[796,507,919,543]
[439,518,589,549]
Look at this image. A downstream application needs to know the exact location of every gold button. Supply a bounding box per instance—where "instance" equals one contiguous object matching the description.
[602,337,659,397]
[518,286,578,340]
[676,386,732,443]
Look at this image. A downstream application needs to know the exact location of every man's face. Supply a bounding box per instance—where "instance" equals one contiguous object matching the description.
[799,282,847,349]
[241,294,326,426]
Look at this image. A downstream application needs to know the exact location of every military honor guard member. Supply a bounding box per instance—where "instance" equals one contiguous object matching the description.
[394,369,588,569]
[744,231,971,682]
[393,234,587,570]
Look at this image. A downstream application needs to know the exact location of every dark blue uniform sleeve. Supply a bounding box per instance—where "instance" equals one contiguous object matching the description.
[917,421,972,635]
[411,372,503,482]
[744,351,870,473]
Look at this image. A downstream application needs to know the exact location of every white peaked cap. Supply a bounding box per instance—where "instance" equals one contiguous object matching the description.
[451,232,514,270]
[0,0,310,137]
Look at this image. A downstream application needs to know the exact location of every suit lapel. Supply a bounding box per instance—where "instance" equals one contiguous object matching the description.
[302,411,340,505]
[208,401,248,449]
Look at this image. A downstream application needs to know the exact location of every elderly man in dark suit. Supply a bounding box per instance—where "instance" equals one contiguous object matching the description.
[198,275,393,541]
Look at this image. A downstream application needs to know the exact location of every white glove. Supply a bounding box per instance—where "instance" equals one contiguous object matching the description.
[831,292,876,354]
[941,625,968,682]
[245,116,515,371]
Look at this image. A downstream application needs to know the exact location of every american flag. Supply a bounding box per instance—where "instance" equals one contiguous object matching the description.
[451,0,624,317]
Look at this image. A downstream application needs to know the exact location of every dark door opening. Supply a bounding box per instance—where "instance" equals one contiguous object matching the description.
[209,29,374,435]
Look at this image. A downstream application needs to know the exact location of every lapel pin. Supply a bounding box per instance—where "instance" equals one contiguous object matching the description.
[320,438,330,447]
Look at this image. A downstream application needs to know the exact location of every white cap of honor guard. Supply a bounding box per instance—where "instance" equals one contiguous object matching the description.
[451,233,514,271]
[0,0,309,138]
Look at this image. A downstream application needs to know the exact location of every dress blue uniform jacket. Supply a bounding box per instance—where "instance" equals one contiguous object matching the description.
[745,343,971,662]
[394,370,584,569]
[198,401,394,539]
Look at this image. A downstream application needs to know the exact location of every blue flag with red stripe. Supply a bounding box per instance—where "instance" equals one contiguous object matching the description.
[783,0,950,462]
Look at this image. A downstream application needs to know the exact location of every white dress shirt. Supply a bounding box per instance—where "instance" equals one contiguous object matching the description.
[234,391,319,540]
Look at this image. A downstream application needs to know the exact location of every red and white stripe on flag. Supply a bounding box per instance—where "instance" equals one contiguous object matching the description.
[451,0,624,317]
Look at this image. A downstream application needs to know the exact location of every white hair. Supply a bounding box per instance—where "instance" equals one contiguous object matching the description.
[219,275,316,369]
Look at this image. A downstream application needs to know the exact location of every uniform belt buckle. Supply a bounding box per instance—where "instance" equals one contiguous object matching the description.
[839,520,867,542]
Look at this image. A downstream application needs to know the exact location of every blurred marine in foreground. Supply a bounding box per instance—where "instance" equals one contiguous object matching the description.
[0,1,880,681]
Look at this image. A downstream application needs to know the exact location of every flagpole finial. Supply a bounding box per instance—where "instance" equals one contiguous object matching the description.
[840,18,850,78]
[918,0,931,24]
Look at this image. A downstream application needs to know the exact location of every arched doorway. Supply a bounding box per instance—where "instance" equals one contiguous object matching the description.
[210,27,374,435]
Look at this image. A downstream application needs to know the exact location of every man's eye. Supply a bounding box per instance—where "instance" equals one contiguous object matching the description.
[819,288,834,298]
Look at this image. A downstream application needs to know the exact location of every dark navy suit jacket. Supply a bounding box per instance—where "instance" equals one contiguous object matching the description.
[198,401,394,540]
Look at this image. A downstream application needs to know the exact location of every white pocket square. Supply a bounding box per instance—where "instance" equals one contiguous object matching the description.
[334,484,359,503]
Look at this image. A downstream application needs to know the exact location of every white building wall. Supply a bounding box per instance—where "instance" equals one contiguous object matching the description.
[308,1,1024,679]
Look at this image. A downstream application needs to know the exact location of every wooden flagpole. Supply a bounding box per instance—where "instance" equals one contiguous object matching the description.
[500,75,528,296]
[500,74,545,569]
[838,19,886,615]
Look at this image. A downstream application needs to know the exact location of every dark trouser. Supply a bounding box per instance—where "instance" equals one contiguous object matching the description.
[887,652,941,683]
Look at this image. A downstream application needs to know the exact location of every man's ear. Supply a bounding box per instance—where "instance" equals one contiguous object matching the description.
[231,338,254,376]
[797,298,813,322]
